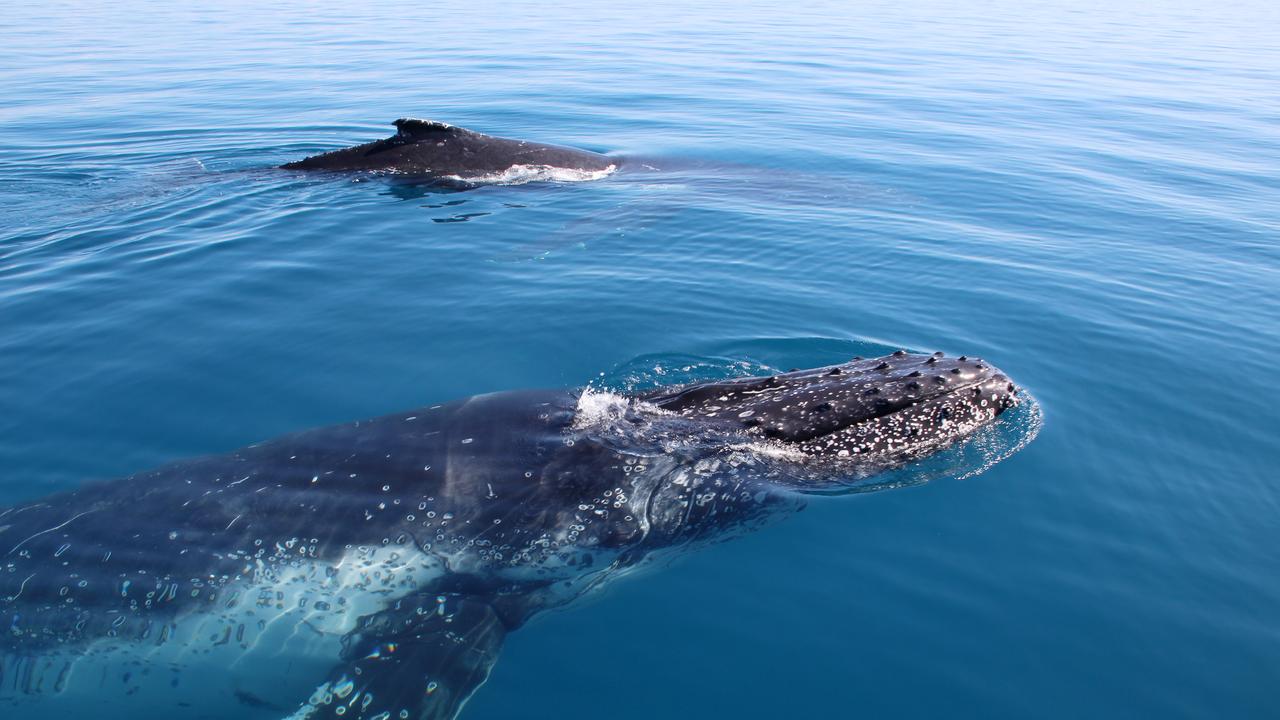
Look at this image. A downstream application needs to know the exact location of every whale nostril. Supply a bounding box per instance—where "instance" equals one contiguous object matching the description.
[827,367,843,376]
[893,350,907,357]
[875,362,891,370]
[925,357,938,364]
[934,375,947,383]
[852,356,864,361]
[907,370,922,377]
[951,368,962,374]
[959,355,968,361]
[932,351,944,357]
[975,364,986,370]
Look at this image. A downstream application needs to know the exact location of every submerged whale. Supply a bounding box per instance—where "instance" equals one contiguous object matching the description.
[280,119,617,183]
[0,352,1026,720]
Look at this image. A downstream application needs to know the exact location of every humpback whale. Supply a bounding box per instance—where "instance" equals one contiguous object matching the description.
[280,119,617,183]
[0,352,1027,720]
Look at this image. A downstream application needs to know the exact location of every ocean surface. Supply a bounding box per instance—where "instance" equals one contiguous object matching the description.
[2,0,1277,717]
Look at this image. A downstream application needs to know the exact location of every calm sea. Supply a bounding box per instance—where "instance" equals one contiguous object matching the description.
[2,1,1277,717]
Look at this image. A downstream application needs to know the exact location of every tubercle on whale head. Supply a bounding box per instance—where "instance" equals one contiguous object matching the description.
[634,352,1021,464]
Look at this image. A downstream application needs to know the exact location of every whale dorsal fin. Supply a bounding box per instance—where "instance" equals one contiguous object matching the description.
[394,118,454,137]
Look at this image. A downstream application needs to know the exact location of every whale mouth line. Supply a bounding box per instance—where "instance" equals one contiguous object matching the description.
[787,385,1022,462]
[761,374,1012,446]
[778,371,1018,445]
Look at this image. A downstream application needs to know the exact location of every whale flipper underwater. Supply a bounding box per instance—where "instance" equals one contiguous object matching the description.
[0,352,1031,720]
[280,118,617,184]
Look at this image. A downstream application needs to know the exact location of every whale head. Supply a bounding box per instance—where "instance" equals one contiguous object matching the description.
[637,351,1021,467]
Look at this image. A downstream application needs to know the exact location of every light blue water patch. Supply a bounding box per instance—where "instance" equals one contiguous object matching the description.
[2,0,1278,718]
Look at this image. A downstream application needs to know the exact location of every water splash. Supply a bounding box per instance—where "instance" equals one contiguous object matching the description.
[438,163,617,187]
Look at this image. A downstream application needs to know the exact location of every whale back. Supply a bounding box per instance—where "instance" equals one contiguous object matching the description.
[280,119,616,178]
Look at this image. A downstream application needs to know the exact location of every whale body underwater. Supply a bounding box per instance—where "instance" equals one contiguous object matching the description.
[280,119,618,184]
[0,352,1028,720]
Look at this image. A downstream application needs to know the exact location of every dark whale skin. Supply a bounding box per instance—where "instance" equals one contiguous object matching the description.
[280,118,617,178]
[0,353,1024,720]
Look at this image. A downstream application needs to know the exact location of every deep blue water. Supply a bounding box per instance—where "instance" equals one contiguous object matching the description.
[2,1,1278,717]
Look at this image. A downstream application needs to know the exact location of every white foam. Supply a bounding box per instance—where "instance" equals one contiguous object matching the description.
[572,387,633,429]
[441,163,616,186]
[952,396,1044,480]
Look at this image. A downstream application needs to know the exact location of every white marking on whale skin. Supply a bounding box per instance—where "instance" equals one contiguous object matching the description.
[438,163,617,185]
[6,572,35,601]
[6,510,96,556]
[0,544,448,717]
[725,440,807,463]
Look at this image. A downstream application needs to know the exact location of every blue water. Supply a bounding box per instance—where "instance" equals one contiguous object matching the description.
[2,0,1278,717]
